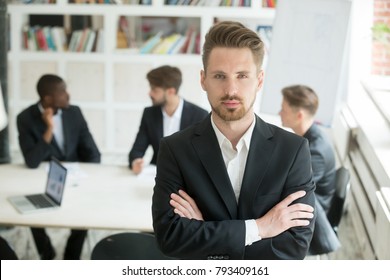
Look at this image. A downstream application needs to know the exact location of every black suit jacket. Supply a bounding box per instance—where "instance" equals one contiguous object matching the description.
[304,124,336,213]
[17,103,101,168]
[129,100,208,167]
[152,115,316,260]
[304,124,339,255]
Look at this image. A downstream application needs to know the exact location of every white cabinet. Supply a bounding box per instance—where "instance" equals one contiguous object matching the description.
[7,0,275,159]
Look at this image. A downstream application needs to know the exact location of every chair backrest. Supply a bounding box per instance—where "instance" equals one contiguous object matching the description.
[0,236,18,260]
[91,232,174,260]
[327,166,350,233]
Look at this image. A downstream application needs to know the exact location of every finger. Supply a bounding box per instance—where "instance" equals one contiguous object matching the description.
[289,219,310,227]
[170,193,189,206]
[170,197,194,218]
[173,208,186,218]
[288,203,314,213]
[289,211,314,220]
[279,191,306,207]
[178,190,198,209]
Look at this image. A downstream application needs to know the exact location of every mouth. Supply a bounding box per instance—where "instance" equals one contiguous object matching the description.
[222,100,240,109]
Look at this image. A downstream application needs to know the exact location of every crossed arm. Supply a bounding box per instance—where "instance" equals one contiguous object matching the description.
[170,189,314,240]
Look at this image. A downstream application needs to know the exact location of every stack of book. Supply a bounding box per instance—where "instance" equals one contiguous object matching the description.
[22,25,104,52]
[138,28,200,54]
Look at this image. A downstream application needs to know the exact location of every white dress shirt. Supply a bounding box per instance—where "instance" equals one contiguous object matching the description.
[38,103,65,152]
[162,98,184,137]
[211,115,261,246]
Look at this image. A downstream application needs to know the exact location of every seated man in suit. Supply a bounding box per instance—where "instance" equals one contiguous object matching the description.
[279,85,339,254]
[128,65,208,174]
[152,21,316,260]
[17,74,101,259]
[279,85,336,214]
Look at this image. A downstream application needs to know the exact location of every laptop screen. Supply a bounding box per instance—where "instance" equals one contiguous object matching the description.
[45,158,67,205]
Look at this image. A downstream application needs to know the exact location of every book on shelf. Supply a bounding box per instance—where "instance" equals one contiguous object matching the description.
[94,29,105,52]
[43,26,56,51]
[139,31,163,54]
[65,28,100,52]
[152,33,182,54]
[185,29,198,54]
[118,16,137,48]
[76,29,90,52]
[35,27,49,51]
[84,30,97,52]
[168,35,186,54]
[263,0,277,8]
[51,26,67,52]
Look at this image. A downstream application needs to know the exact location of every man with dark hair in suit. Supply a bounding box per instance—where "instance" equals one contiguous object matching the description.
[280,84,339,255]
[152,21,315,260]
[17,74,101,259]
[129,65,208,174]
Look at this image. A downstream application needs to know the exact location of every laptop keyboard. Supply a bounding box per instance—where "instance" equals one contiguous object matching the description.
[26,195,53,208]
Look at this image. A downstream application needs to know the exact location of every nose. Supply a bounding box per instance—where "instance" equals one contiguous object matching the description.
[224,78,238,96]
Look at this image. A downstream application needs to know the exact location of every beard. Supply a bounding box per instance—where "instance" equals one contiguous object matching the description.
[211,96,255,121]
[151,95,167,107]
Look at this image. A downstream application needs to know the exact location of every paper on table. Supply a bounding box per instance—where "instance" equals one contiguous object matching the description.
[137,164,156,178]
[63,162,88,187]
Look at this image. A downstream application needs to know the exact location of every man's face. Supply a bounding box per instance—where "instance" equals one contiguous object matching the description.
[149,86,167,106]
[49,82,70,110]
[279,98,299,129]
[201,47,263,122]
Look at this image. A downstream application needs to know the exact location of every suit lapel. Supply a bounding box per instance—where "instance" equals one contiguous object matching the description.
[191,117,238,219]
[180,100,190,129]
[238,116,275,217]
[154,107,163,140]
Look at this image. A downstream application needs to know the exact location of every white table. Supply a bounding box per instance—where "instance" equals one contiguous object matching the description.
[0,163,155,232]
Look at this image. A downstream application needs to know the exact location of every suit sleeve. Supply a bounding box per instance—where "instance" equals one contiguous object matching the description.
[75,108,100,163]
[129,110,150,168]
[17,113,52,168]
[244,139,316,259]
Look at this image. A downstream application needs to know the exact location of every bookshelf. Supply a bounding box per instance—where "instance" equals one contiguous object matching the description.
[7,0,275,159]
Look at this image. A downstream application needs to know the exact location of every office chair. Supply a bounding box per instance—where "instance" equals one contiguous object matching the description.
[91,232,174,260]
[0,236,18,260]
[327,166,351,235]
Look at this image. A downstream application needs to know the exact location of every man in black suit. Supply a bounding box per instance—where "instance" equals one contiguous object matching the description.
[129,65,208,174]
[279,85,339,255]
[17,74,101,259]
[152,21,316,260]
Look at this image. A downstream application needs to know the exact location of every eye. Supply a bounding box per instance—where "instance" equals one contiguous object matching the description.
[237,73,248,79]
[214,73,225,79]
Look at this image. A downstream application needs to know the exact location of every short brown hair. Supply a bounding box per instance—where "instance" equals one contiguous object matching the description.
[146,65,182,93]
[282,85,319,116]
[202,21,265,73]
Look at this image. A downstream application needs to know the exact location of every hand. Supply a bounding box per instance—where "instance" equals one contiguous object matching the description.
[42,107,54,128]
[131,158,144,175]
[170,189,204,221]
[256,190,314,239]
[42,107,54,143]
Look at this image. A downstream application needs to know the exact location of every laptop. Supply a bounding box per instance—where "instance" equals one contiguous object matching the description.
[8,158,67,214]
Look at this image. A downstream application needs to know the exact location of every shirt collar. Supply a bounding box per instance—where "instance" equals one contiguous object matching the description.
[162,97,184,119]
[211,114,256,151]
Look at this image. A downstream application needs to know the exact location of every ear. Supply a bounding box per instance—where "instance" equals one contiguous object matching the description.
[297,109,305,121]
[256,70,264,91]
[200,70,206,91]
[166,87,176,96]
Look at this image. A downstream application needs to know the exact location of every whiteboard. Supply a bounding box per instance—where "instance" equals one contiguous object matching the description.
[260,0,352,126]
